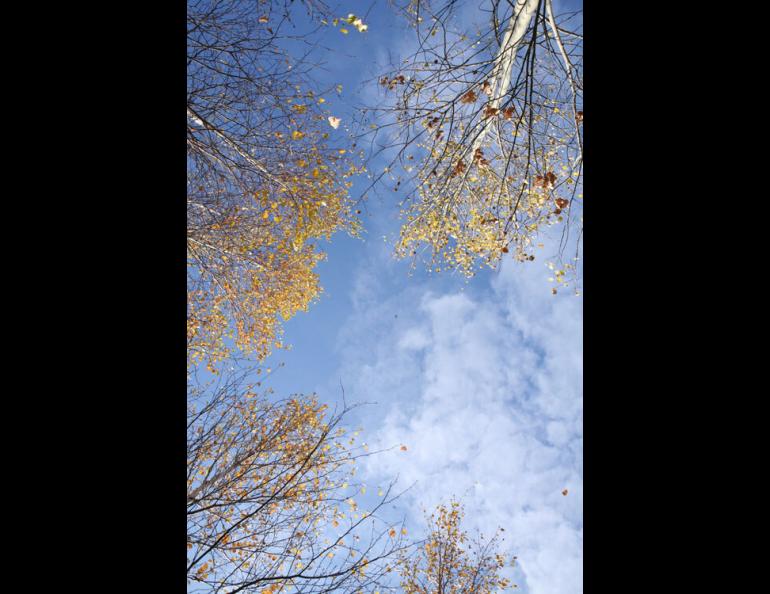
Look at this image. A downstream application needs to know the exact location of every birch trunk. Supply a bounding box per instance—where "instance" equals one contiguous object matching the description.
[469,0,539,160]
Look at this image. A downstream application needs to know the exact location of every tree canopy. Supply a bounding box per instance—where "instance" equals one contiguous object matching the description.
[187,0,363,368]
[186,1,583,591]
[369,0,583,288]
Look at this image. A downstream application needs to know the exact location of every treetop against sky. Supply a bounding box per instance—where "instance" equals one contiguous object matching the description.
[188,2,582,592]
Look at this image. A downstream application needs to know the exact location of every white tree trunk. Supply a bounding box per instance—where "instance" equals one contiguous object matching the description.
[469,0,539,160]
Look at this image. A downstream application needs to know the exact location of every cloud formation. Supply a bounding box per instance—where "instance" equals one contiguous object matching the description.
[335,255,583,594]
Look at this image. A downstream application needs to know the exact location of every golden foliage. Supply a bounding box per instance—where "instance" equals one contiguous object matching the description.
[376,1,583,287]
[187,381,402,591]
[187,104,362,369]
[394,117,580,280]
[398,501,514,594]
[186,0,366,369]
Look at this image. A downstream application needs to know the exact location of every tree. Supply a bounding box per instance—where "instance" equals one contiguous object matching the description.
[368,0,583,288]
[185,4,525,592]
[187,371,517,594]
[187,370,409,593]
[397,501,514,594]
[187,0,363,368]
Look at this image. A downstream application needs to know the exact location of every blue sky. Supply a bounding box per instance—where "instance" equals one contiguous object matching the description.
[246,3,583,592]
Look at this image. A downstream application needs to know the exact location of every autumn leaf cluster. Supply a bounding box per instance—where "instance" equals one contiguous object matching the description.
[398,501,514,594]
[374,0,583,288]
[187,0,363,368]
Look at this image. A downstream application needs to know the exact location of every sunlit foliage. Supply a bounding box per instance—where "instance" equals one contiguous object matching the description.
[187,372,407,593]
[398,501,514,594]
[187,0,363,368]
[371,0,583,288]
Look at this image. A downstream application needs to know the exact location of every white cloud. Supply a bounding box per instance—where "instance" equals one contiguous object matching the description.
[334,254,582,594]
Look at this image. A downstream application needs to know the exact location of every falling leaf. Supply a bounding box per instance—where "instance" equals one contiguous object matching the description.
[328,116,341,129]
[400,445,408,451]
[339,27,349,34]
[562,489,569,496]
[345,14,369,33]
[258,16,268,23]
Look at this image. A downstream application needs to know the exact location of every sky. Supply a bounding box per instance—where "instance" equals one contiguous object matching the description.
[248,2,582,592]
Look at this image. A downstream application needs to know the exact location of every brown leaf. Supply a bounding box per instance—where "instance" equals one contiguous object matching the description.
[459,90,477,104]
[473,148,488,167]
[536,171,557,190]
[450,160,467,178]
